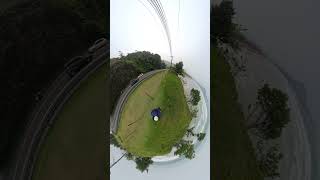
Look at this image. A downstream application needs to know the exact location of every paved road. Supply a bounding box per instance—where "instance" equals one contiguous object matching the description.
[7,42,108,180]
[110,69,166,133]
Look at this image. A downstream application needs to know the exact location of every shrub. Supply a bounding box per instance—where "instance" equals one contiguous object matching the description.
[190,88,201,106]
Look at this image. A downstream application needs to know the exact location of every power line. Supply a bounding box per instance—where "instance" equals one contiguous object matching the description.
[136,0,158,27]
[136,0,168,44]
[147,0,172,59]
[148,0,173,66]
[154,0,172,50]
[110,153,126,169]
[156,0,173,64]
[148,0,169,43]
[136,0,172,64]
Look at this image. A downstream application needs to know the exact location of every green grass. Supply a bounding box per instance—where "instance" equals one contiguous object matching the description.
[32,64,107,180]
[212,47,263,180]
[116,70,192,157]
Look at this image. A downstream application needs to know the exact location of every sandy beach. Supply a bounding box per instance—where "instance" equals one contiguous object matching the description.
[230,45,311,180]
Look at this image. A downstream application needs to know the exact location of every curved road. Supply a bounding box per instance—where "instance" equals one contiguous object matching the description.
[110,69,166,133]
[8,41,108,180]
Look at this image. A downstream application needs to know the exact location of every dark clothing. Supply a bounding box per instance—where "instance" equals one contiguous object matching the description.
[151,108,161,117]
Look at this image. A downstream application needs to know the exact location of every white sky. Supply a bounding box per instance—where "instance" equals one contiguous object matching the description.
[110,0,210,95]
[110,0,210,179]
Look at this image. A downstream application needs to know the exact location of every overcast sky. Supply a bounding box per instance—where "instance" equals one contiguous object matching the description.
[110,0,210,95]
[110,0,210,179]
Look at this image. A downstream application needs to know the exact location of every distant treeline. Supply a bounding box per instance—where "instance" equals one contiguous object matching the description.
[110,51,166,112]
[211,1,247,49]
[0,0,107,169]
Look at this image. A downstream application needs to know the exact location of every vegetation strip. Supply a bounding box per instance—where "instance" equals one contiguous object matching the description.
[212,47,263,179]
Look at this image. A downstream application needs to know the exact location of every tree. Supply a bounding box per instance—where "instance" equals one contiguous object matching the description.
[197,133,206,141]
[211,1,235,46]
[190,88,201,106]
[123,51,165,72]
[186,127,206,141]
[160,61,166,69]
[125,152,134,160]
[134,157,153,173]
[174,61,184,75]
[110,60,140,111]
[211,1,246,49]
[174,140,195,159]
[110,134,121,148]
[186,127,195,137]
[118,51,124,58]
[258,145,283,179]
[248,84,290,139]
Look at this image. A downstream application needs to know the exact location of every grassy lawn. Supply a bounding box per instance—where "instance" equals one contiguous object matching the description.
[212,47,263,179]
[116,70,191,157]
[32,63,107,180]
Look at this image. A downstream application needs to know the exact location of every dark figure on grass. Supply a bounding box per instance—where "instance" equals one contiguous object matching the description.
[151,107,161,121]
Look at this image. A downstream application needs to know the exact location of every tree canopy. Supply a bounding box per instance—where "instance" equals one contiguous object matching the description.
[197,133,206,141]
[121,51,166,73]
[190,88,201,106]
[110,61,140,110]
[211,1,236,46]
[134,157,153,173]
[174,61,184,75]
[250,84,290,140]
[110,134,121,148]
[174,140,195,159]
[258,145,283,179]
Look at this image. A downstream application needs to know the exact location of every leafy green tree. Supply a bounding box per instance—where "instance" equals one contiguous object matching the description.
[248,84,290,139]
[125,152,134,160]
[197,133,206,141]
[174,61,184,75]
[134,157,153,173]
[123,51,165,72]
[190,88,201,106]
[174,140,195,159]
[110,134,120,148]
[186,127,206,141]
[110,60,141,111]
